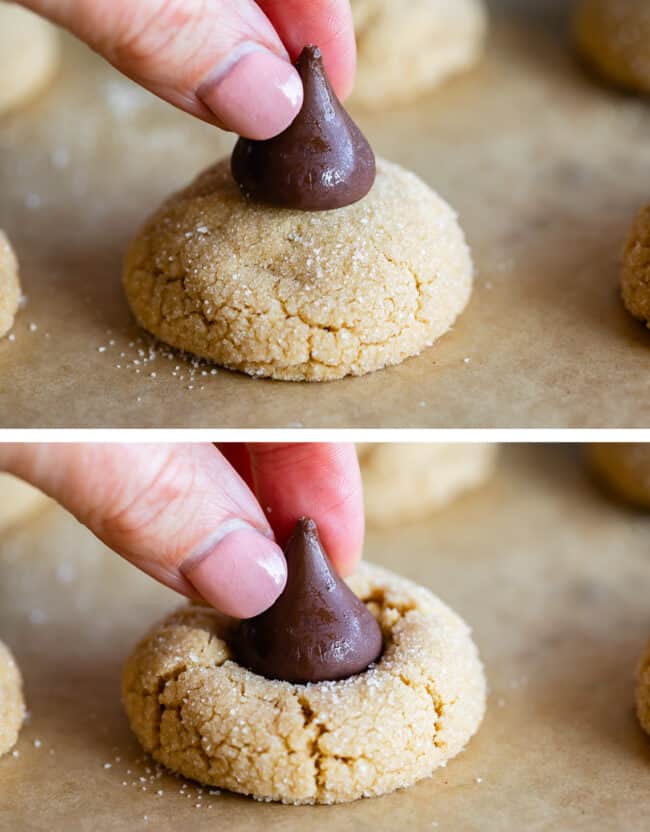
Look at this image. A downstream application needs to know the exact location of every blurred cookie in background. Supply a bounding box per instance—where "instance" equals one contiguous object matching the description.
[0,2,59,116]
[620,204,650,329]
[588,444,650,509]
[574,0,650,95]
[358,443,497,527]
[636,640,650,737]
[350,0,487,110]
[0,474,51,533]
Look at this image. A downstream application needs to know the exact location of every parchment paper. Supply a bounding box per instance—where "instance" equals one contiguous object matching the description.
[1,1,649,427]
[1,444,649,830]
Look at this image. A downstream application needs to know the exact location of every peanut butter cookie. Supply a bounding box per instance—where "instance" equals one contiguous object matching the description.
[575,0,650,94]
[0,3,59,115]
[350,0,487,110]
[621,204,650,327]
[636,640,650,736]
[359,443,497,527]
[589,444,650,508]
[122,562,486,804]
[0,639,25,757]
[0,474,50,533]
[0,231,21,339]
[123,158,473,382]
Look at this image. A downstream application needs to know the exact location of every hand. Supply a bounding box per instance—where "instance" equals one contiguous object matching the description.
[0,442,364,618]
[18,0,356,139]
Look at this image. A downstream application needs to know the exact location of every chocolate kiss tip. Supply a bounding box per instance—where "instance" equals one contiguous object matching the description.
[234,517,383,684]
[230,44,376,212]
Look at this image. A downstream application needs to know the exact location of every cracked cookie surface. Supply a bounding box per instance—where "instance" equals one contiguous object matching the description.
[0,639,25,757]
[122,157,473,382]
[122,562,486,805]
[0,231,21,339]
[358,443,497,527]
[350,0,487,110]
[575,0,650,94]
[621,204,650,327]
[589,444,650,509]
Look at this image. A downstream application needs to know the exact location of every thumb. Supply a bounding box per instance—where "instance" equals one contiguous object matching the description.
[0,443,287,618]
[20,0,303,139]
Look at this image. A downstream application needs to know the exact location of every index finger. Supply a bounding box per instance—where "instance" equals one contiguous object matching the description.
[247,442,364,576]
[256,0,356,99]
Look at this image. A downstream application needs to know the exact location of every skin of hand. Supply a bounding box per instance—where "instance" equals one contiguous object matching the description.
[17,0,356,139]
[0,443,364,619]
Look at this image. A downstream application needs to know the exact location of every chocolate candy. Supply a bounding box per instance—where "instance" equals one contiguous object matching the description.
[235,517,383,684]
[231,45,376,211]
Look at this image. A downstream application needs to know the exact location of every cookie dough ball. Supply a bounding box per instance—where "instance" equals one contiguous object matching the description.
[0,474,50,533]
[359,443,497,527]
[351,0,487,110]
[621,204,650,327]
[575,0,650,94]
[123,158,474,382]
[0,231,21,339]
[588,444,650,508]
[0,3,59,115]
[0,639,25,757]
[123,562,486,805]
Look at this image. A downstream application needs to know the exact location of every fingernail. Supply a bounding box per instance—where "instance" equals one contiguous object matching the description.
[197,44,303,140]
[181,520,287,618]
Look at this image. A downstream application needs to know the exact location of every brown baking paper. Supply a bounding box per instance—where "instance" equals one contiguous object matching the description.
[1,444,649,829]
[1,2,650,427]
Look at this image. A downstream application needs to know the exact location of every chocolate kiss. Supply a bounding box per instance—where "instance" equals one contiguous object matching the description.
[235,517,383,684]
[230,45,376,211]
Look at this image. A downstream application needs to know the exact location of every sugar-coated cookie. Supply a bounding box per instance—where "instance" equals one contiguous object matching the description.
[123,158,473,381]
[0,232,21,339]
[575,0,650,94]
[123,562,486,805]
[0,639,25,757]
[350,0,487,109]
